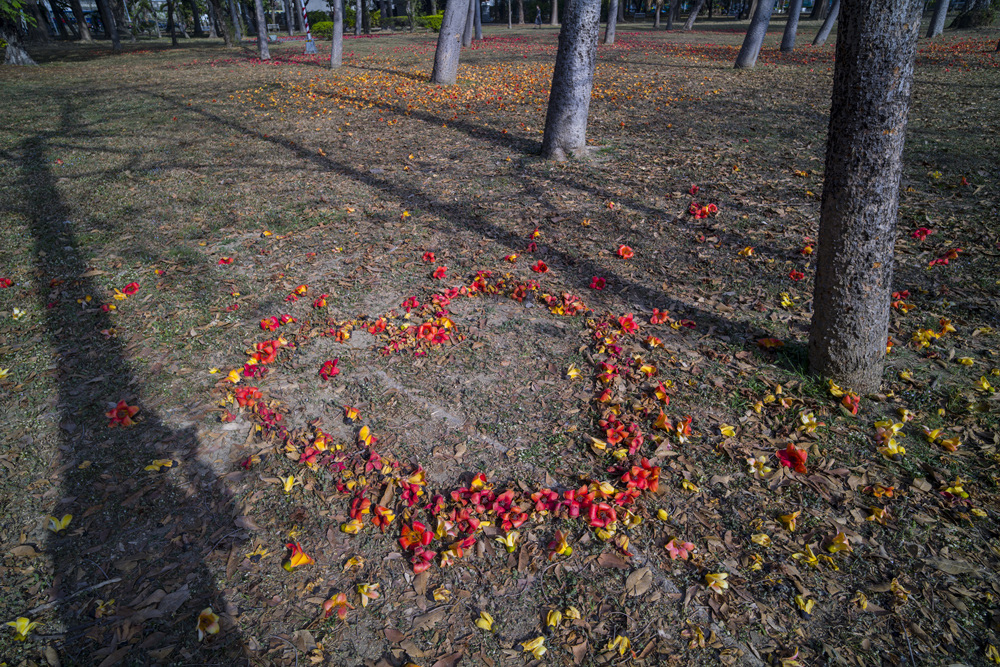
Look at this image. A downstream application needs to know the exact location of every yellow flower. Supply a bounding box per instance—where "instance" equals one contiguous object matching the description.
[682,479,700,493]
[245,545,270,562]
[432,587,451,602]
[546,610,562,628]
[778,511,800,532]
[280,475,298,493]
[878,441,906,460]
[226,369,241,384]
[521,636,546,659]
[747,456,772,478]
[852,591,868,610]
[495,531,519,553]
[564,606,581,620]
[0,368,9,379]
[566,365,581,379]
[357,583,380,607]
[957,357,974,366]
[792,546,819,569]
[705,572,729,594]
[718,424,736,438]
[656,509,670,521]
[751,533,771,547]
[48,514,72,532]
[340,519,363,534]
[475,611,494,632]
[975,376,995,393]
[197,608,220,641]
[796,411,822,434]
[780,293,794,309]
[826,532,853,554]
[343,555,365,571]
[987,644,1000,664]
[12,308,27,320]
[145,459,177,471]
[6,617,39,641]
[794,595,815,615]
[827,379,845,397]
[738,246,754,257]
[606,635,632,655]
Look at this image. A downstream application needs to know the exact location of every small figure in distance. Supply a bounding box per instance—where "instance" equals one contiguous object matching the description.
[535,7,542,27]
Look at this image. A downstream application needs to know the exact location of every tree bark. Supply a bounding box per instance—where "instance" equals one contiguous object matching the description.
[811,0,837,45]
[331,0,343,65]
[49,0,71,39]
[462,0,473,46]
[95,0,122,50]
[361,0,369,33]
[186,0,205,35]
[282,0,293,34]
[653,0,660,27]
[209,0,233,43]
[926,0,947,38]
[167,0,178,44]
[69,0,92,39]
[431,0,468,84]
[507,0,511,28]
[355,0,361,34]
[1,15,38,63]
[474,0,482,38]
[809,0,825,19]
[779,0,800,50]
[604,0,618,42]
[541,0,601,160]
[550,0,557,24]
[682,0,705,30]
[253,0,270,58]
[294,0,305,29]
[229,0,243,40]
[517,0,524,23]
[734,0,773,67]
[809,0,922,393]
[950,0,993,29]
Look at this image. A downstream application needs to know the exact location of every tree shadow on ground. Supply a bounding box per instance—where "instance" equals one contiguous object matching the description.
[12,98,250,665]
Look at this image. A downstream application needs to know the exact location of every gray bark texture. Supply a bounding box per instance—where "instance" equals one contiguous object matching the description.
[682,0,705,30]
[70,0,92,39]
[1,15,37,63]
[809,0,825,19]
[355,0,361,34]
[474,0,482,39]
[550,0,557,24]
[95,0,122,50]
[926,0,947,38]
[541,0,601,160]
[653,0,660,27]
[294,0,305,30]
[431,0,468,84]
[209,0,233,43]
[253,0,270,58]
[229,0,242,40]
[779,0,801,50]
[950,0,994,28]
[331,0,343,66]
[462,0,473,45]
[507,0,511,28]
[734,0,774,67]
[283,0,293,34]
[518,0,524,23]
[811,0,837,45]
[604,0,617,42]
[808,0,923,393]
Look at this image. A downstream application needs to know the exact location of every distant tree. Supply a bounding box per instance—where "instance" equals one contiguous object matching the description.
[330,0,342,65]
[474,0,481,39]
[549,0,557,24]
[926,0,947,38]
[734,0,774,68]
[682,0,706,30]
[811,0,836,45]
[253,0,269,58]
[653,0,660,27]
[95,0,122,50]
[779,0,801,50]
[809,0,826,19]
[431,0,468,84]
[461,0,472,45]
[541,0,601,159]
[809,0,923,392]
[604,0,617,42]
[69,0,91,39]
[950,0,995,28]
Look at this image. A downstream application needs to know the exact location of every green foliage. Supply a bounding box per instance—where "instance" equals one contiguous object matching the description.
[312,19,333,37]
[1,0,34,24]
[417,11,443,30]
[344,6,355,28]
[306,9,328,25]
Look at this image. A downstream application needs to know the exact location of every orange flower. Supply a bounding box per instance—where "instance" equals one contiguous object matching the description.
[617,245,634,259]
[106,400,139,428]
[283,542,314,571]
[432,266,447,279]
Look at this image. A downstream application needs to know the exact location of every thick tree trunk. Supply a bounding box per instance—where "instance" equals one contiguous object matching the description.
[431,0,468,84]
[331,0,343,66]
[253,0,270,58]
[167,0,178,44]
[550,0,557,24]
[733,0,773,67]
[209,0,233,44]
[809,0,824,19]
[604,0,617,42]
[462,0,473,46]
[779,0,800,50]
[25,1,50,43]
[474,0,482,38]
[49,0,71,39]
[926,0,947,38]
[517,0,524,23]
[95,0,122,50]
[950,0,993,29]
[70,0,92,39]
[541,0,601,160]
[653,0,660,27]
[355,0,362,34]
[811,0,837,45]
[293,0,305,30]
[282,0,292,34]
[809,0,922,393]
[1,18,38,63]
[682,0,705,30]
[361,0,369,33]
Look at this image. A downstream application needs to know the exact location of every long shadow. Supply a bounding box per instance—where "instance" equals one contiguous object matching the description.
[143,86,772,348]
[14,99,249,665]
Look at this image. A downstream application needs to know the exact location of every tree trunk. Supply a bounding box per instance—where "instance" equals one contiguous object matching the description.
[207,0,220,36]
[462,0,473,46]
[616,0,622,22]
[331,0,343,65]
[95,0,122,50]
[517,0,524,23]
[653,0,660,26]
[167,0,178,44]
[431,0,468,84]
[1,16,38,63]
[361,0,369,33]
[186,0,205,35]
[550,0,557,24]
[209,0,233,43]
[926,0,947,38]
[25,1,50,42]
[253,0,270,58]
[604,0,618,42]
[69,0,92,39]
[541,0,601,160]
[779,0,800,50]
[474,0,482,38]
[229,0,243,39]
[282,0,292,34]
[809,0,824,19]
[809,0,922,393]
[408,0,414,30]
[950,0,993,29]
[507,0,511,28]
[733,0,773,67]
[682,0,705,30]
[48,0,71,39]
[706,0,711,18]
[355,0,361,33]
[293,0,304,29]
[811,0,837,45]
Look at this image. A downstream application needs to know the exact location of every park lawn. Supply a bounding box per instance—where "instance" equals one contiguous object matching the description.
[1,20,999,667]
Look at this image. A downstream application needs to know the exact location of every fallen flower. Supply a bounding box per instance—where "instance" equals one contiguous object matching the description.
[48,514,72,532]
[475,611,494,632]
[197,608,220,641]
[432,266,447,279]
[357,583,380,607]
[546,609,562,628]
[590,276,606,290]
[705,572,729,594]
[323,592,353,620]
[106,400,139,428]
[617,245,634,259]
[319,359,340,380]
[530,260,548,273]
[607,635,631,656]
[776,443,808,474]
[665,538,695,560]
[283,542,314,571]
[6,617,39,641]
[778,511,800,532]
[521,636,546,659]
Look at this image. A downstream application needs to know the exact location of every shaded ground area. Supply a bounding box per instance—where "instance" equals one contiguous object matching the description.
[1,18,1000,667]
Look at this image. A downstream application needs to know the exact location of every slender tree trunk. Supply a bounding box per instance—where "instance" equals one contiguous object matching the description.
[355,0,361,33]
[282,0,292,33]
[682,0,705,30]
[408,0,414,30]
[207,0,219,36]
[95,0,123,50]
[253,0,270,57]
[49,0,71,39]
[809,0,824,19]
[653,0,660,26]
[431,0,468,84]
[706,0,711,18]
[462,0,473,46]
[507,0,511,27]
[779,0,800,50]
[734,0,773,67]
[926,0,946,37]
[550,0,557,24]
[517,0,524,23]
[331,0,343,65]
[293,0,304,29]
[617,0,622,22]
[541,0,601,160]
[209,0,233,43]
[167,0,178,44]
[362,0,369,33]
[229,0,243,39]
[604,0,617,42]
[809,0,922,393]
[25,1,50,42]
[474,0,481,38]
[811,0,837,45]
[70,0,92,39]
[185,0,204,35]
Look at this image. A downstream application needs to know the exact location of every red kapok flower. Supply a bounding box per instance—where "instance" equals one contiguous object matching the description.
[218,257,234,265]
[432,266,447,279]
[531,260,548,273]
[617,245,634,260]
[319,359,340,380]
[911,227,933,242]
[106,400,140,428]
[423,251,436,262]
[0,278,12,288]
[776,443,808,474]
[788,270,805,281]
[689,184,699,195]
[122,282,140,296]
[590,277,606,290]
[283,542,314,571]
